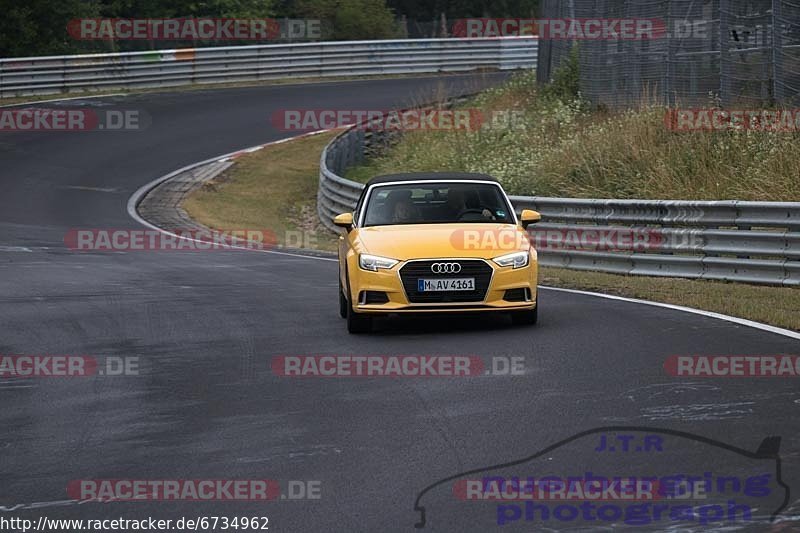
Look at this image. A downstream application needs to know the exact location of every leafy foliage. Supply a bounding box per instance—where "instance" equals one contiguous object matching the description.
[540,44,581,104]
[0,0,101,57]
[386,0,537,20]
[0,0,538,57]
[293,0,398,40]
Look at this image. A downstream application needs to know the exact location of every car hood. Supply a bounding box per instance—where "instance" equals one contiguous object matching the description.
[354,223,529,260]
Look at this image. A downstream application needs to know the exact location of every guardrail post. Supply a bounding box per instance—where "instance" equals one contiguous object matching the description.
[719,0,731,107]
[772,0,785,104]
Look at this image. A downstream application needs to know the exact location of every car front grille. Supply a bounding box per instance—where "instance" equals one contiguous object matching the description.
[399,259,493,304]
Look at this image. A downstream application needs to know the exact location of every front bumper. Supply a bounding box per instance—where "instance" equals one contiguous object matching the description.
[347,256,538,315]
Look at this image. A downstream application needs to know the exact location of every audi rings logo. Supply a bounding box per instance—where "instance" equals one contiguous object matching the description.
[431,263,462,274]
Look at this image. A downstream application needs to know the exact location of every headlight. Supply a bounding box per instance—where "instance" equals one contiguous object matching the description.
[359,254,399,272]
[493,251,529,269]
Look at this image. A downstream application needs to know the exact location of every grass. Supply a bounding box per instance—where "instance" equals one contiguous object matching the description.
[345,69,800,201]
[182,127,799,332]
[183,130,341,252]
[540,267,800,332]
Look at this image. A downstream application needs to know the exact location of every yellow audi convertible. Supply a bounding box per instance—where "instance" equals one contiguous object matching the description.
[335,173,541,333]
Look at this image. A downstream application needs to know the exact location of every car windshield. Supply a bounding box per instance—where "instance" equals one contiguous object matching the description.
[362,182,514,227]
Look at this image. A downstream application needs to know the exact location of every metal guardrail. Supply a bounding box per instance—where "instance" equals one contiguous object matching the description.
[0,37,538,98]
[318,119,800,287]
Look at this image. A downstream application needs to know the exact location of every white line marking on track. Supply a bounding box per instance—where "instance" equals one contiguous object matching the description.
[540,286,800,341]
[0,93,127,108]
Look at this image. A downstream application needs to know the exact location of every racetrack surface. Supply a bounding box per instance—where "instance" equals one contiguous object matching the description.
[0,74,798,531]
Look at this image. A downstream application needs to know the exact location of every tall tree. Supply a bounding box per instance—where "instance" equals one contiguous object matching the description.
[293,0,397,40]
[386,0,538,20]
[0,0,100,57]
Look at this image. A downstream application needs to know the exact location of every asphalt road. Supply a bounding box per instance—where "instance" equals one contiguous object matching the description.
[0,74,798,532]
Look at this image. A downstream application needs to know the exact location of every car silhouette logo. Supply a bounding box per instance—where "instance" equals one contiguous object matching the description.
[413,425,790,529]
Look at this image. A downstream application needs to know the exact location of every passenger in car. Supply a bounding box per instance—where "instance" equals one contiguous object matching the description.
[392,197,418,223]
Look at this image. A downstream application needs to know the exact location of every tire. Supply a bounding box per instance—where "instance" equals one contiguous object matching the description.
[339,278,348,319]
[347,305,373,334]
[347,309,372,334]
[511,305,538,326]
[344,267,372,334]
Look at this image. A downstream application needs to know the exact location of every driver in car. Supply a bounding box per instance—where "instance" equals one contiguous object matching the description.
[444,189,467,219]
[445,189,495,221]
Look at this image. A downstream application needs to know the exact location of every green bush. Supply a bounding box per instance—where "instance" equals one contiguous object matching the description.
[540,44,581,103]
[293,0,398,40]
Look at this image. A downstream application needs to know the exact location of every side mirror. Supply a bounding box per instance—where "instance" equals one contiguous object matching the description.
[520,209,542,229]
[333,212,354,229]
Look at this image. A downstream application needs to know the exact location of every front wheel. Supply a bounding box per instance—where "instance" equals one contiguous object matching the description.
[511,305,538,326]
[339,278,348,319]
[347,306,372,334]
[344,267,372,333]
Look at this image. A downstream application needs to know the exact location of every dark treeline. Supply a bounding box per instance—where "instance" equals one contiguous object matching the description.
[0,0,538,58]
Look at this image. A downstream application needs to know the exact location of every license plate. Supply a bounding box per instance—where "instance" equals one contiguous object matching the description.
[417,278,475,292]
